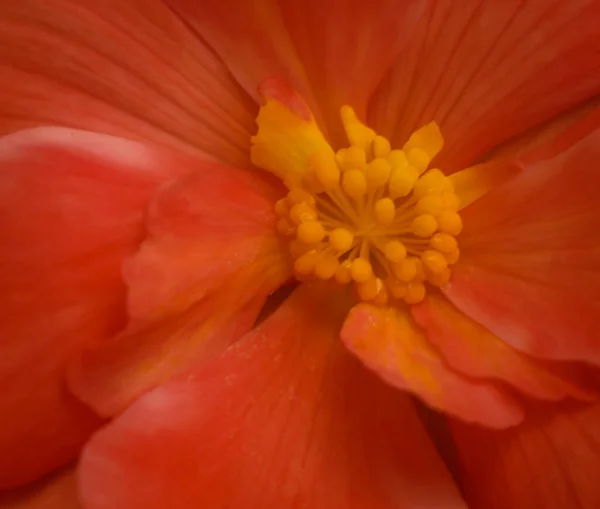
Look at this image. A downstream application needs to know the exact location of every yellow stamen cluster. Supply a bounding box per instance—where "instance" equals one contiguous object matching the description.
[275,107,461,305]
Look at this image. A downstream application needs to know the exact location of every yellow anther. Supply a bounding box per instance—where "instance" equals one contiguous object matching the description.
[384,240,406,263]
[342,145,367,170]
[445,247,460,265]
[355,277,381,301]
[335,148,347,167]
[297,221,325,244]
[411,214,438,238]
[406,148,431,174]
[341,106,376,150]
[421,250,448,274]
[387,150,409,171]
[366,158,392,192]
[342,169,367,198]
[315,253,340,280]
[414,258,426,282]
[428,267,451,287]
[275,199,288,216]
[437,211,463,235]
[287,188,315,206]
[373,136,391,158]
[335,260,353,284]
[386,277,408,299]
[329,228,354,252]
[441,192,461,211]
[416,195,443,215]
[388,166,419,198]
[404,281,426,304]
[392,257,418,282]
[373,284,389,305]
[289,202,317,225]
[311,153,340,190]
[351,258,373,283]
[413,169,446,199]
[294,250,320,276]
[374,198,395,226]
[276,217,295,235]
[430,233,458,253]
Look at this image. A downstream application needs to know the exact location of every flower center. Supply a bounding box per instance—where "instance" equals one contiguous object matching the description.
[274,106,462,305]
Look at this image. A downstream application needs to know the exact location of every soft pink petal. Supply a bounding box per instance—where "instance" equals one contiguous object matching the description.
[0,0,255,166]
[79,285,466,509]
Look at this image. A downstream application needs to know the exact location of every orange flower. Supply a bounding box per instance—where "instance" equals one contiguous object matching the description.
[1,1,600,508]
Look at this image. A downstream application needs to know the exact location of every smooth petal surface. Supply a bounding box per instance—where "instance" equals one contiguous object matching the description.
[167,0,425,143]
[412,294,592,401]
[69,166,291,417]
[451,402,600,508]
[79,285,466,509]
[341,304,523,428]
[0,0,255,167]
[445,127,600,364]
[370,0,600,172]
[0,467,80,509]
[0,127,195,487]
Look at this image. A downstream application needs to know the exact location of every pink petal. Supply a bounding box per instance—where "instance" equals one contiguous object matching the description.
[0,127,196,487]
[341,304,524,429]
[0,0,255,167]
[79,285,465,509]
[451,401,600,508]
[370,0,600,172]
[445,125,600,364]
[69,166,291,417]
[166,0,425,143]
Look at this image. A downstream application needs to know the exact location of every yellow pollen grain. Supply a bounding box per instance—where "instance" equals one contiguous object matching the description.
[445,248,460,265]
[430,233,457,253]
[342,145,367,170]
[413,169,446,199]
[387,149,409,170]
[389,166,419,198]
[351,258,373,283]
[411,214,438,238]
[406,147,431,174]
[294,250,320,276]
[335,261,353,284]
[373,136,391,158]
[428,267,451,287]
[329,228,354,252]
[392,257,418,283]
[289,202,317,225]
[437,211,463,235]
[315,253,340,280]
[366,158,391,192]
[297,221,325,244]
[386,277,408,299]
[276,217,295,235]
[405,281,426,304]
[441,192,461,212]
[384,240,407,263]
[416,195,443,216]
[287,188,315,206]
[421,250,448,274]
[374,198,395,225]
[355,277,381,301]
[342,169,367,198]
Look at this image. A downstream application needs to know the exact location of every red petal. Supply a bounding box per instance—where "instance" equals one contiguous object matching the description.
[79,285,465,509]
[0,466,80,509]
[166,0,425,143]
[0,0,255,167]
[341,304,524,428]
[69,167,291,417]
[451,401,600,508]
[412,294,592,401]
[370,0,600,171]
[445,127,600,364]
[0,127,193,487]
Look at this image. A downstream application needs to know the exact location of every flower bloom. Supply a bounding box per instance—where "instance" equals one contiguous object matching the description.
[2,0,600,508]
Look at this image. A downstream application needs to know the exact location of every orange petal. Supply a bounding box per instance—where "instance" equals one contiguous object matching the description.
[445,126,600,364]
[451,401,600,508]
[167,0,425,143]
[0,466,80,509]
[0,0,255,167]
[69,167,291,417]
[412,294,593,401]
[78,285,466,509]
[341,304,524,428]
[0,127,196,488]
[370,0,600,172]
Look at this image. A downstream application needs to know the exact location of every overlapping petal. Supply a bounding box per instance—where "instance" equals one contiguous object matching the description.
[69,166,291,417]
[0,0,256,166]
[79,285,466,509]
[370,0,600,172]
[445,126,600,364]
[0,127,196,487]
[341,304,523,428]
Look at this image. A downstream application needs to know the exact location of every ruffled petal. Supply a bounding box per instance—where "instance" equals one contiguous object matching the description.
[79,285,466,509]
[412,294,593,401]
[445,126,600,364]
[0,127,194,487]
[166,0,425,142]
[341,304,523,428]
[0,466,79,509]
[0,0,255,166]
[69,166,291,417]
[370,0,600,171]
[451,401,600,508]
